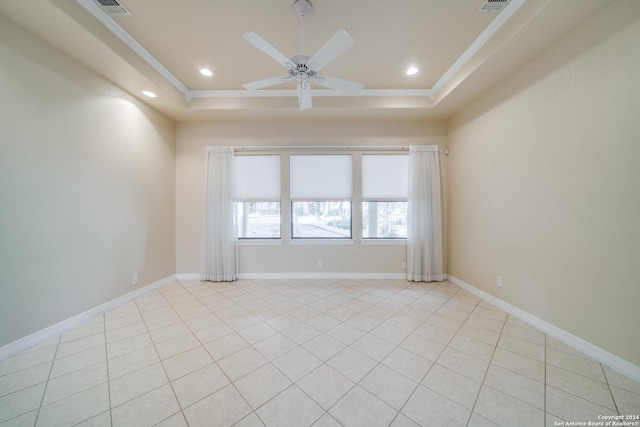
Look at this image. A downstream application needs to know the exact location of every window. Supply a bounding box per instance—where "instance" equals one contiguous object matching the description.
[290,155,352,238]
[362,155,408,238]
[235,155,281,238]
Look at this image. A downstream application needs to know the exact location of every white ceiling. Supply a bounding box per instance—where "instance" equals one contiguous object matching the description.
[0,0,611,121]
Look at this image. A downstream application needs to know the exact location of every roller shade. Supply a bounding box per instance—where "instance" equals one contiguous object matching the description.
[235,155,281,201]
[290,155,352,200]
[362,155,408,200]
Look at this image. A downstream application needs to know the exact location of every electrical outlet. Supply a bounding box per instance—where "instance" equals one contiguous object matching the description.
[132,274,139,285]
[317,260,323,268]
[496,276,502,287]
[402,262,407,270]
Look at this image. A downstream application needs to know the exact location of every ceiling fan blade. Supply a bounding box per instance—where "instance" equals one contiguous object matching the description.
[298,83,312,110]
[243,32,294,69]
[312,75,363,95]
[243,76,292,90]
[307,30,355,72]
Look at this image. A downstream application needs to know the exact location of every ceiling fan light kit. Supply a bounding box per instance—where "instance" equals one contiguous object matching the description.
[242,0,363,110]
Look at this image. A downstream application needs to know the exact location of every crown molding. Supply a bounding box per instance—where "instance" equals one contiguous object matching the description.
[76,0,526,106]
[430,0,527,97]
[76,0,191,101]
[190,89,433,98]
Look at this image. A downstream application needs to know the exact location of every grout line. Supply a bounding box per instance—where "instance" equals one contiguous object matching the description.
[175,280,266,422]
[102,313,113,426]
[33,331,61,426]
[389,285,480,426]
[545,332,551,426]
[464,304,509,427]
[600,363,621,415]
[132,289,190,422]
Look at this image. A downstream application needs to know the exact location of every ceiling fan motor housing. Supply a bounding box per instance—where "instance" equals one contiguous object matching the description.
[293,0,313,18]
[289,54,316,82]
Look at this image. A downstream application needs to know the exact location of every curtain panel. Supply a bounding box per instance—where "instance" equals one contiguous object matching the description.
[407,145,444,282]
[201,146,237,282]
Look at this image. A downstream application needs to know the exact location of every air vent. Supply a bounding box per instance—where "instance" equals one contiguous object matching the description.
[94,0,131,15]
[477,0,511,12]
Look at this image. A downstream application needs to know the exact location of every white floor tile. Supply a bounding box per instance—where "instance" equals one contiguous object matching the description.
[382,347,433,382]
[483,364,544,410]
[330,386,397,427]
[203,332,249,361]
[296,364,354,410]
[272,347,323,382]
[0,345,57,377]
[256,385,324,427]
[0,383,46,423]
[546,365,615,410]
[42,362,107,405]
[37,383,109,427]
[171,363,229,408]
[402,385,470,427]
[234,363,292,409]
[0,363,51,398]
[217,346,267,381]
[161,346,212,381]
[111,384,180,427]
[437,347,489,383]
[359,364,417,410]
[474,385,544,427]
[2,279,638,427]
[546,385,617,423]
[107,345,159,380]
[252,333,297,361]
[422,364,481,410]
[327,347,377,383]
[109,362,168,407]
[302,334,346,362]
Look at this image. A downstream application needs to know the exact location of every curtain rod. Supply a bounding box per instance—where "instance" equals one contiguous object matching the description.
[233,146,409,152]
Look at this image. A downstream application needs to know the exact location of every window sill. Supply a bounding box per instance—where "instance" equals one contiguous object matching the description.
[238,239,283,246]
[289,239,355,246]
[361,239,407,246]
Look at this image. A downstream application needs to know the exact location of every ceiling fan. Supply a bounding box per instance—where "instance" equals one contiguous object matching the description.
[242,0,364,110]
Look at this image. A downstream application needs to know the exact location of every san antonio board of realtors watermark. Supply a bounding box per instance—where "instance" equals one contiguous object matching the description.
[553,414,640,426]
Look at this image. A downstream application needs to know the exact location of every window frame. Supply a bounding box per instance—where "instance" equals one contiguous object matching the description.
[234,154,282,240]
[289,154,353,240]
[361,154,409,240]
[231,148,409,245]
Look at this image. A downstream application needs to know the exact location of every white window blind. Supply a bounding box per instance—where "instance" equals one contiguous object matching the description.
[362,155,408,200]
[235,155,281,201]
[290,155,352,200]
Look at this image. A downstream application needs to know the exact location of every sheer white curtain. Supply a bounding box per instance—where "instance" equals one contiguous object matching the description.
[407,145,444,282]
[201,147,237,282]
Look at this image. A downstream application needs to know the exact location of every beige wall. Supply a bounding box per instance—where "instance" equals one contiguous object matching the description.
[176,121,447,276]
[0,16,176,347]
[447,1,640,365]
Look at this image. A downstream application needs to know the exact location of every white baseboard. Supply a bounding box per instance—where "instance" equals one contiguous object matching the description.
[0,275,177,362]
[177,272,407,281]
[175,273,201,281]
[240,272,406,280]
[447,275,640,383]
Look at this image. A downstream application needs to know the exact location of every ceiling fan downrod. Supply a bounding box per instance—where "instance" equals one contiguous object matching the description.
[294,0,313,54]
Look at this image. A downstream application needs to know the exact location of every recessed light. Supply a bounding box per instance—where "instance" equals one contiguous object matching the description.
[142,91,157,98]
[200,68,214,77]
[406,66,418,76]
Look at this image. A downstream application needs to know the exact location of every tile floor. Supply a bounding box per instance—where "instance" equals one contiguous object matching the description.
[0,279,638,427]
